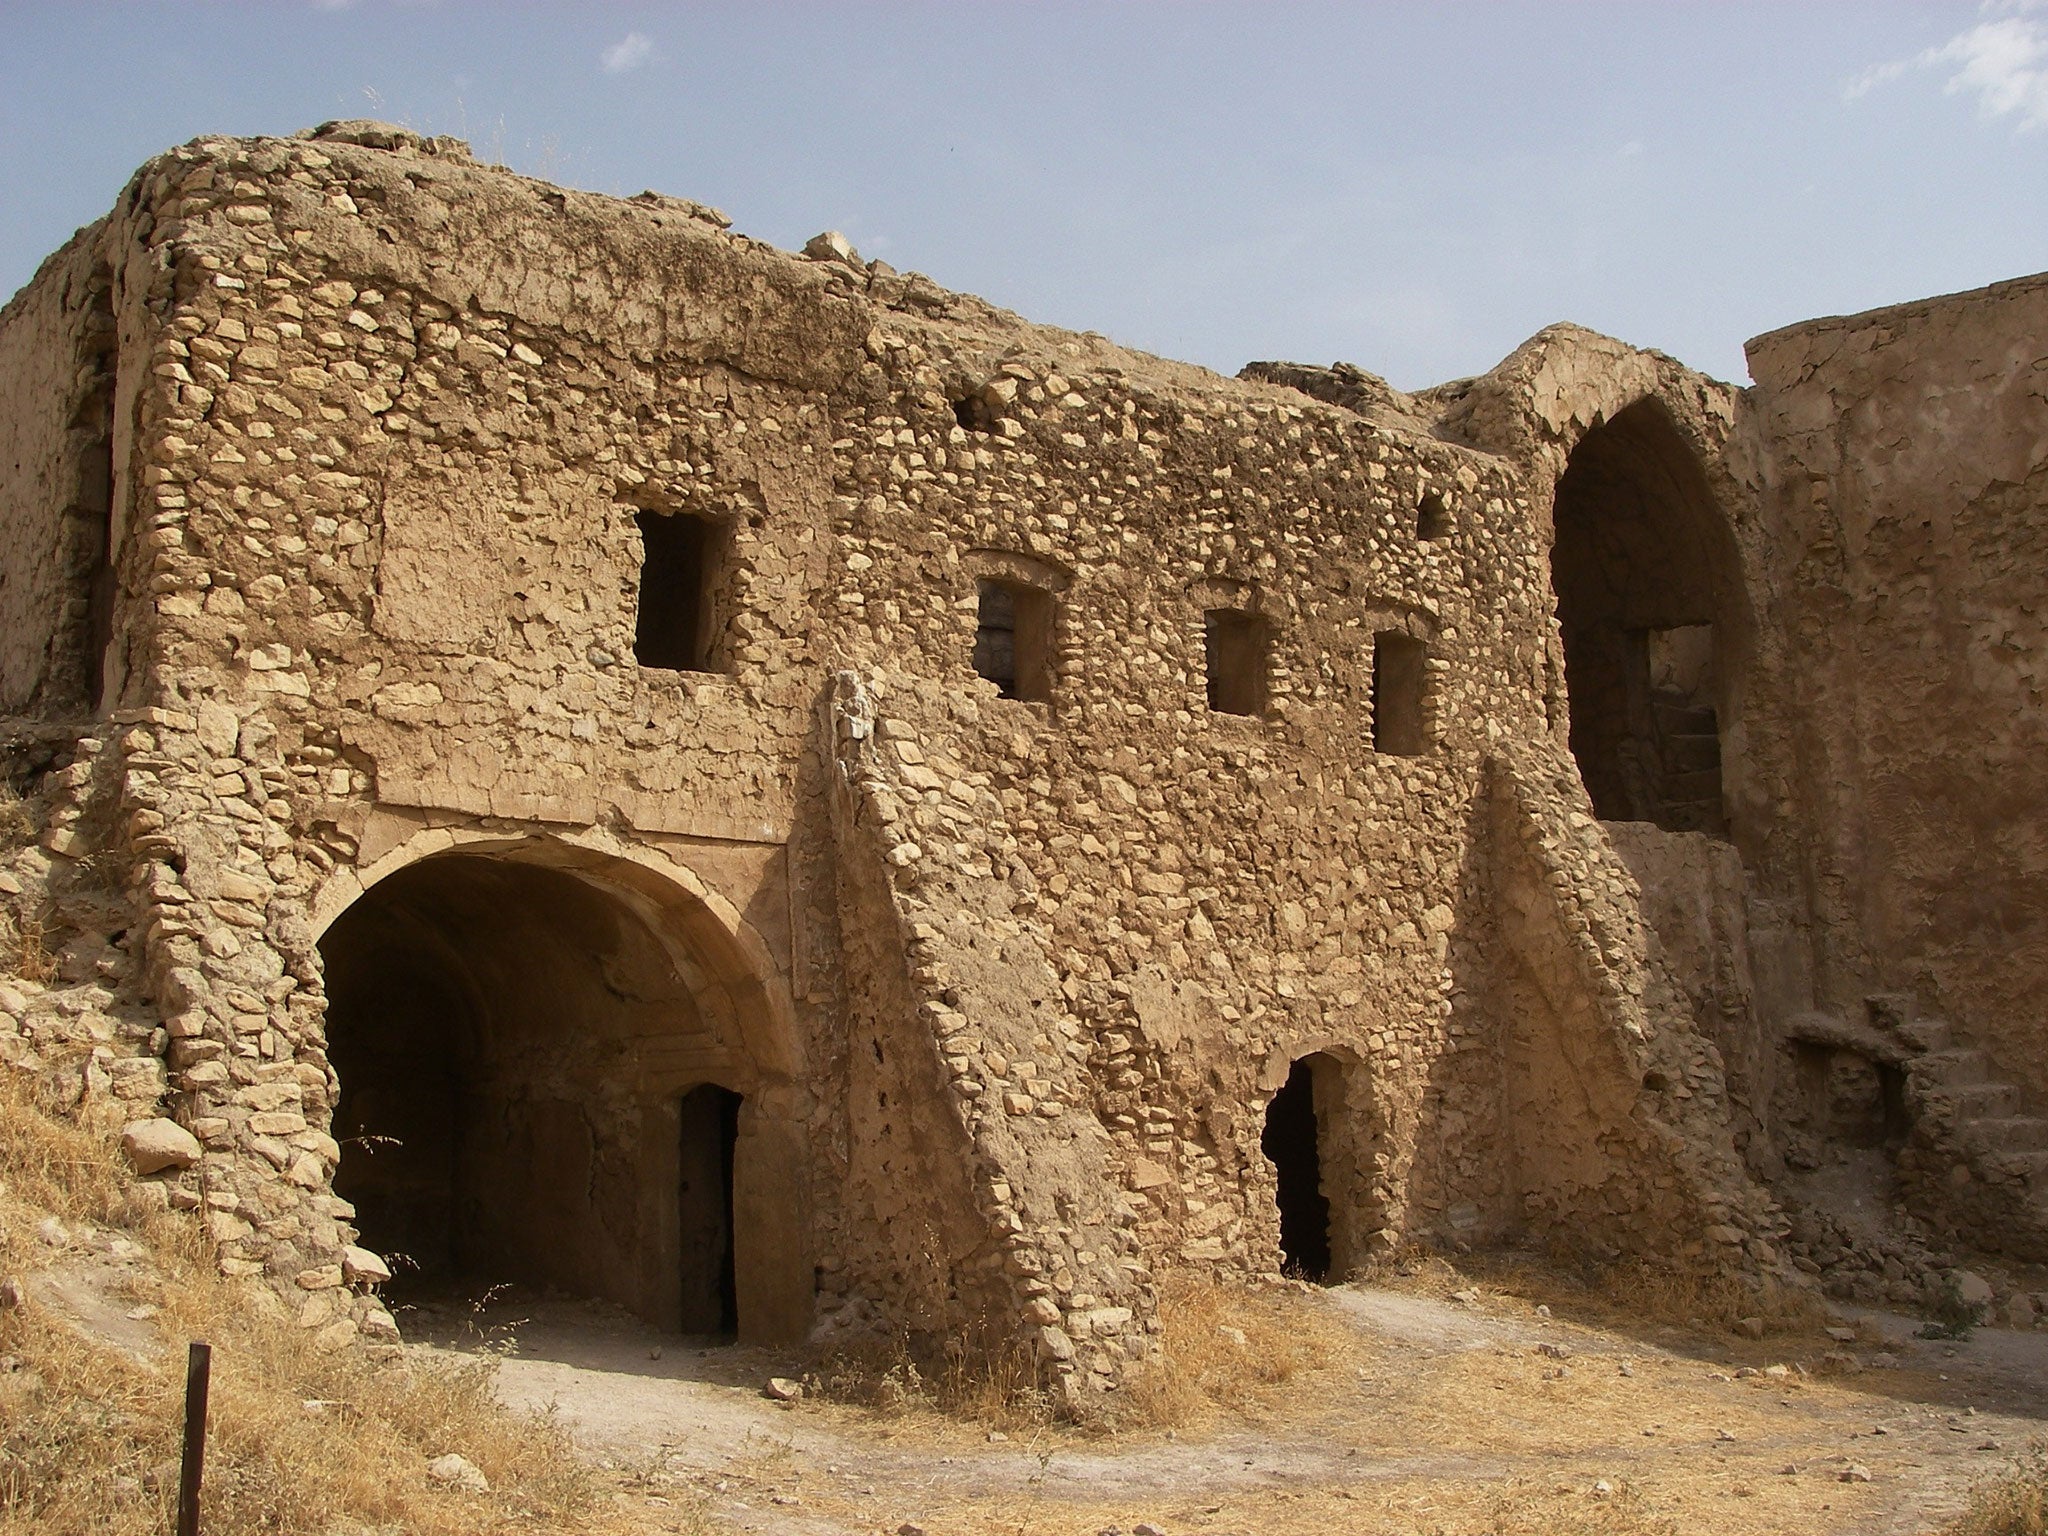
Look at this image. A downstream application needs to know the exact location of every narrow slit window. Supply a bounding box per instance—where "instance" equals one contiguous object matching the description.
[1372,631,1428,755]
[1205,609,1269,716]
[80,406,115,712]
[973,578,1054,702]
[633,510,729,673]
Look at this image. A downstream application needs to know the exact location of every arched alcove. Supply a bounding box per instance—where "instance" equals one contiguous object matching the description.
[1551,397,1743,836]
[319,843,809,1341]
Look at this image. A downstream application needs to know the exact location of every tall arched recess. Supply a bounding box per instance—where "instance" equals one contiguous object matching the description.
[316,841,809,1343]
[1551,397,1745,837]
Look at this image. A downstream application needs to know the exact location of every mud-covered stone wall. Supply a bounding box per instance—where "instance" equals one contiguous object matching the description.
[0,122,1781,1390]
[1744,275,2048,1106]
[0,237,120,714]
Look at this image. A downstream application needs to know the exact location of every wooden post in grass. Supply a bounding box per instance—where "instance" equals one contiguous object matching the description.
[176,1340,211,1536]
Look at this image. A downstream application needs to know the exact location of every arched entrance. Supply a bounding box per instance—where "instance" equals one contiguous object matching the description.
[317,841,809,1341]
[1551,397,1741,836]
[1261,1052,1363,1282]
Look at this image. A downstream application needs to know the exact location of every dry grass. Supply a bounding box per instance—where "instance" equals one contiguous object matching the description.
[0,1069,603,1536]
[1111,1271,1351,1432]
[5,913,55,985]
[808,1273,1353,1441]
[1379,1247,1831,1341]
[0,785,33,847]
[811,1324,1058,1432]
[1425,1484,1682,1536]
[1949,1453,2048,1536]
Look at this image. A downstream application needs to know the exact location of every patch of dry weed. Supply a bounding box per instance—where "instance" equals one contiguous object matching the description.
[1948,1451,2048,1536]
[1112,1272,1352,1432]
[0,1070,600,1536]
[811,1324,1058,1433]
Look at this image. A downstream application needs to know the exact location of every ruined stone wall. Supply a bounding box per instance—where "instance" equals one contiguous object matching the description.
[0,124,1777,1381]
[823,286,1772,1278]
[1743,275,2048,1105]
[0,233,118,714]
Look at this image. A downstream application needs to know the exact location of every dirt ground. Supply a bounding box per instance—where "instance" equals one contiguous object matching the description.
[399,1274,2048,1536]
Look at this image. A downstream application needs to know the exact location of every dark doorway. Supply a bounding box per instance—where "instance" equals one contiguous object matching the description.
[1262,1056,1333,1281]
[678,1083,741,1335]
[322,854,721,1326]
[1550,398,1737,836]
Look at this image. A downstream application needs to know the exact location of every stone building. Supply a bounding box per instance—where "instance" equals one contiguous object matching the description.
[0,121,2041,1391]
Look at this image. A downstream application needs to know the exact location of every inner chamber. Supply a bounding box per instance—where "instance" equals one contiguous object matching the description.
[321,853,741,1333]
[1550,397,1739,836]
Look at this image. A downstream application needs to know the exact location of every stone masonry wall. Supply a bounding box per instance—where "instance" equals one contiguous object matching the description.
[0,123,1779,1378]
[1743,275,2048,1109]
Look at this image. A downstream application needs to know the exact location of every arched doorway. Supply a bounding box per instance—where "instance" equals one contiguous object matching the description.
[318,844,808,1340]
[1551,397,1741,836]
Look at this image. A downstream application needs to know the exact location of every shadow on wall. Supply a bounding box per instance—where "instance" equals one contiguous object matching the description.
[1399,772,1656,1255]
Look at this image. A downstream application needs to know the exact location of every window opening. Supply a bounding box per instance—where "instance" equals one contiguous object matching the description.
[1416,491,1450,542]
[633,509,729,672]
[1262,1056,1333,1281]
[953,393,993,433]
[678,1083,742,1335]
[1204,609,1269,716]
[1371,632,1428,755]
[1551,398,1732,835]
[974,578,1054,702]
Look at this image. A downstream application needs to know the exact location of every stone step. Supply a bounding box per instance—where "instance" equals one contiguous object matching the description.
[1985,1147,2048,1186]
[1660,804,1726,835]
[1661,733,1723,773]
[1896,1018,1954,1054]
[1666,768,1723,803]
[1967,1116,2048,1153]
[1910,1045,1983,1083]
[1653,701,1717,736]
[1949,1080,2025,1119]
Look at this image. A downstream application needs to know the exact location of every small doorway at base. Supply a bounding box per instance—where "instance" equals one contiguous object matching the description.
[1262,1055,1334,1281]
[678,1083,742,1336]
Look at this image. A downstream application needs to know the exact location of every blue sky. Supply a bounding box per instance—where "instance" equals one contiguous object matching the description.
[2,2,2043,388]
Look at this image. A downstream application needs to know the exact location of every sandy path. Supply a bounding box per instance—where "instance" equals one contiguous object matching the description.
[400,1283,2048,1536]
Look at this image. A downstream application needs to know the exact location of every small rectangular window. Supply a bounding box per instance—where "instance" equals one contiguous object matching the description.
[973,578,1054,702]
[634,510,730,673]
[1372,632,1428,754]
[1205,610,1269,716]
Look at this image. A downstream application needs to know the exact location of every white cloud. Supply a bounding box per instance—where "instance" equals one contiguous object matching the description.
[1848,1,2048,131]
[600,31,654,75]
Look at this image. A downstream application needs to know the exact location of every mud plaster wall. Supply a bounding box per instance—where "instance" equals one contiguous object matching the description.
[1605,823,1769,1166]
[1744,274,2048,1105]
[822,298,1750,1281]
[0,125,1781,1379]
[0,236,116,714]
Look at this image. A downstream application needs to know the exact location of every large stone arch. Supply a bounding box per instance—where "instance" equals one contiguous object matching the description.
[1432,326,1755,838]
[1551,394,1751,835]
[310,823,810,1342]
